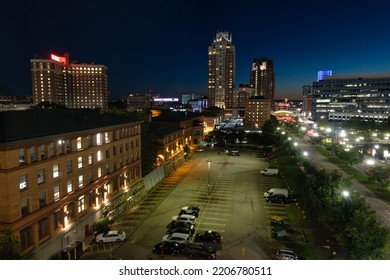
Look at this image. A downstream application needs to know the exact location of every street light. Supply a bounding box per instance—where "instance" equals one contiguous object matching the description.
[207,160,212,199]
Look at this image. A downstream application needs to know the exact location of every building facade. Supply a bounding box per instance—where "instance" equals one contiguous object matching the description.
[0,109,142,259]
[207,31,236,109]
[249,58,275,100]
[312,73,390,122]
[31,53,109,109]
[244,96,272,128]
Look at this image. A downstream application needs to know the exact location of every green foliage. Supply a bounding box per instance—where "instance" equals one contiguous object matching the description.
[93,217,110,234]
[368,166,390,189]
[302,161,390,259]
[0,228,21,260]
[340,209,390,259]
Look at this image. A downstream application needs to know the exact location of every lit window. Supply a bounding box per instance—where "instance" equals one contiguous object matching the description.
[77,137,82,150]
[67,180,73,193]
[53,185,60,201]
[97,150,102,161]
[78,195,85,213]
[105,132,110,143]
[98,167,102,178]
[88,154,93,165]
[96,133,102,145]
[78,175,83,188]
[78,156,83,169]
[19,174,27,190]
[53,164,59,178]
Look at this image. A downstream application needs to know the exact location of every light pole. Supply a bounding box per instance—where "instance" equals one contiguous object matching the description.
[207,160,212,199]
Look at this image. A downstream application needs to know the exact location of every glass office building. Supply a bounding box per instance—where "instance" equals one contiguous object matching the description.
[312,73,390,122]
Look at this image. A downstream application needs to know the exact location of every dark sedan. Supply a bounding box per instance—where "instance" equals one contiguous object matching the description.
[152,241,183,256]
[194,230,221,243]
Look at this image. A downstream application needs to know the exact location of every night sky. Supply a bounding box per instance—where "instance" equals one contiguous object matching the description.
[2,0,390,100]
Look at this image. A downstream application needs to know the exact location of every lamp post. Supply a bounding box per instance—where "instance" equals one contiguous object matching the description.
[207,160,212,199]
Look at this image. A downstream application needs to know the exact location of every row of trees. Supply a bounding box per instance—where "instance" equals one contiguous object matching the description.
[301,161,390,259]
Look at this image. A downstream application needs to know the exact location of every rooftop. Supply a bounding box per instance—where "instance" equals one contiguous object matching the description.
[0,108,140,143]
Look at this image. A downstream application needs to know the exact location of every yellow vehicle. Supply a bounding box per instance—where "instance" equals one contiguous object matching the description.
[270,216,285,227]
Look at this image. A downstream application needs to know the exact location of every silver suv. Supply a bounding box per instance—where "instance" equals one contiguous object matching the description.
[179,205,200,217]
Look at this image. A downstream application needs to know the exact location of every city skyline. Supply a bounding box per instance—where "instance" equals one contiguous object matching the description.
[2,0,390,100]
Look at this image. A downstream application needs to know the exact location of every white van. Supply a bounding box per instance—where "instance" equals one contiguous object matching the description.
[260,168,279,175]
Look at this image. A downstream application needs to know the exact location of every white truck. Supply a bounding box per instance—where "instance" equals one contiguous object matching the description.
[264,188,288,203]
[260,168,279,175]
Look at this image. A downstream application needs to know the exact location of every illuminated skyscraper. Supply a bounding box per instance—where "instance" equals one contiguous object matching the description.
[31,53,109,109]
[249,58,275,100]
[207,31,235,109]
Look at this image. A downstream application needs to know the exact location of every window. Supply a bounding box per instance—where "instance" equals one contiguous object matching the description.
[53,164,59,178]
[67,180,73,193]
[49,143,55,157]
[38,217,49,240]
[39,191,46,208]
[78,156,83,169]
[19,149,25,164]
[97,150,102,161]
[88,154,93,165]
[106,163,110,174]
[37,169,45,184]
[53,211,63,230]
[20,226,33,251]
[77,195,85,213]
[105,132,110,143]
[66,160,72,173]
[30,146,36,162]
[87,135,93,147]
[19,174,27,190]
[40,144,46,159]
[53,185,60,201]
[88,170,93,183]
[78,175,83,188]
[98,167,102,178]
[21,199,29,216]
[96,133,102,145]
[65,140,71,152]
[58,140,64,155]
[106,149,110,159]
[77,137,82,150]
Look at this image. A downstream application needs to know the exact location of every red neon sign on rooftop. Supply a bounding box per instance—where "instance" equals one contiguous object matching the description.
[50,53,67,64]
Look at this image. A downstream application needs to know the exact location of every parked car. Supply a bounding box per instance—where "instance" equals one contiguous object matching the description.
[152,241,183,256]
[196,147,204,152]
[166,226,193,236]
[171,214,196,224]
[264,188,288,203]
[219,149,229,154]
[162,232,190,244]
[194,230,221,243]
[260,168,279,175]
[95,230,126,243]
[181,242,216,259]
[275,249,305,260]
[228,151,240,156]
[168,221,195,231]
[179,205,200,217]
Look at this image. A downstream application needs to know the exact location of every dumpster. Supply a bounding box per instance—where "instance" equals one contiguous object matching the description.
[61,240,83,260]
[271,227,286,239]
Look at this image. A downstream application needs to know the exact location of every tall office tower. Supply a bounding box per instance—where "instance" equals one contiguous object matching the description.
[249,58,275,100]
[31,53,108,109]
[207,31,235,109]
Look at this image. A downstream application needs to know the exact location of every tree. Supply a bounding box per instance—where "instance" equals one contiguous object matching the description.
[341,209,390,259]
[0,228,21,260]
[368,166,390,189]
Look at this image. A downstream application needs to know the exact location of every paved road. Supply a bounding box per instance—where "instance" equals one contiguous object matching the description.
[295,137,390,227]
